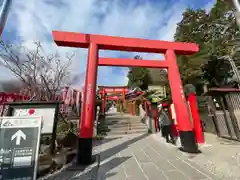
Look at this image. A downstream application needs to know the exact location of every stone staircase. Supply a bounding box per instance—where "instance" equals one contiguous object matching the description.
[105,113,148,136]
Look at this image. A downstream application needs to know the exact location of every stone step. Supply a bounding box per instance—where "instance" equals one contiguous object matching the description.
[105,120,144,125]
[106,115,141,118]
[100,125,148,132]
[105,122,145,126]
[107,123,147,128]
[108,119,142,122]
[104,115,148,135]
[107,128,148,135]
[107,126,148,131]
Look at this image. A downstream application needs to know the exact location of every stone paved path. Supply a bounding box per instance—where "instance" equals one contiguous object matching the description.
[42,114,223,180]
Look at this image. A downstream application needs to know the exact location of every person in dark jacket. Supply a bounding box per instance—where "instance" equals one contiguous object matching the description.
[159,107,175,143]
[157,103,164,136]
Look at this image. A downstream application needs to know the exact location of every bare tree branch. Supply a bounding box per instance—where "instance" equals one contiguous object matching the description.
[0,41,75,101]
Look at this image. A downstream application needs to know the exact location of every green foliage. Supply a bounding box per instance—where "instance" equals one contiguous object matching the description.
[143,89,165,103]
[127,55,151,90]
[174,0,240,88]
[201,56,234,87]
[165,84,172,99]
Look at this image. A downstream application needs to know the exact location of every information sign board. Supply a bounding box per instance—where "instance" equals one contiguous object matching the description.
[13,107,56,134]
[0,116,42,180]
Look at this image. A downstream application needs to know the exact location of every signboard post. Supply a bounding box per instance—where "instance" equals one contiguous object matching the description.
[0,116,42,180]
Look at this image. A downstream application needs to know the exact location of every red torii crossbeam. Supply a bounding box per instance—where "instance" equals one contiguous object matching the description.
[98,86,128,93]
[53,31,198,54]
[99,58,168,68]
[53,30,200,165]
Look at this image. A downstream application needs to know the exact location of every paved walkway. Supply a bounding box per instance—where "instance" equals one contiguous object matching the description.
[172,132,240,180]
[42,113,222,180]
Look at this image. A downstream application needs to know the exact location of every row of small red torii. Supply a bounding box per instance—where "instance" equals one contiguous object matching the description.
[98,86,128,113]
[98,86,143,115]
[52,30,203,165]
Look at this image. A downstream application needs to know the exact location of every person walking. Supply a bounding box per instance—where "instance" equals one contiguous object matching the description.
[157,103,164,136]
[159,106,175,143]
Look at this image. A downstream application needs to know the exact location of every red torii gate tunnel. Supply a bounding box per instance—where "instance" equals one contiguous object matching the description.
[53,30,200,165]
[98,86,128,114]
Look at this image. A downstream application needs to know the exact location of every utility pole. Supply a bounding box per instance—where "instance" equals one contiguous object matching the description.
[0,0,12,37]
[233,0,240,12]
[228,56,240,88]
[228,0,240,87]
[233,0,240,27]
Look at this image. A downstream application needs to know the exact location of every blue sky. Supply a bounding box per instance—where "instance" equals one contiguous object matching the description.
[0,0,215,88]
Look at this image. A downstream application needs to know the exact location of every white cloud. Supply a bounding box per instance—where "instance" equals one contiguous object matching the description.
[2,0,215,88]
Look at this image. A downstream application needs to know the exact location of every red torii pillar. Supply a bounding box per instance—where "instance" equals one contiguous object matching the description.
[53,30,200,165]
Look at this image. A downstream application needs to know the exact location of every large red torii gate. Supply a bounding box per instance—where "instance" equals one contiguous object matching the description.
[52,31,200,165]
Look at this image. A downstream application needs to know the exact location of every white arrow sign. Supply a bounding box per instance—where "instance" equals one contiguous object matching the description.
[11,130,26,145]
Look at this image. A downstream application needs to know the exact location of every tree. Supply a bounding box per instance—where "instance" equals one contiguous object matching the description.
[0,41,77,100]
[127,55,151,90]
[174,8,212,84]
[174,0,239,87]
[201,55,237,87]
[207,0,238,57]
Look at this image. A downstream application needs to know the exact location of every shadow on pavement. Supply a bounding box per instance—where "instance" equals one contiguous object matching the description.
[99,133,149,161]
[71,157,131,180]
[93,137,120,147]
[45,133,149,179]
